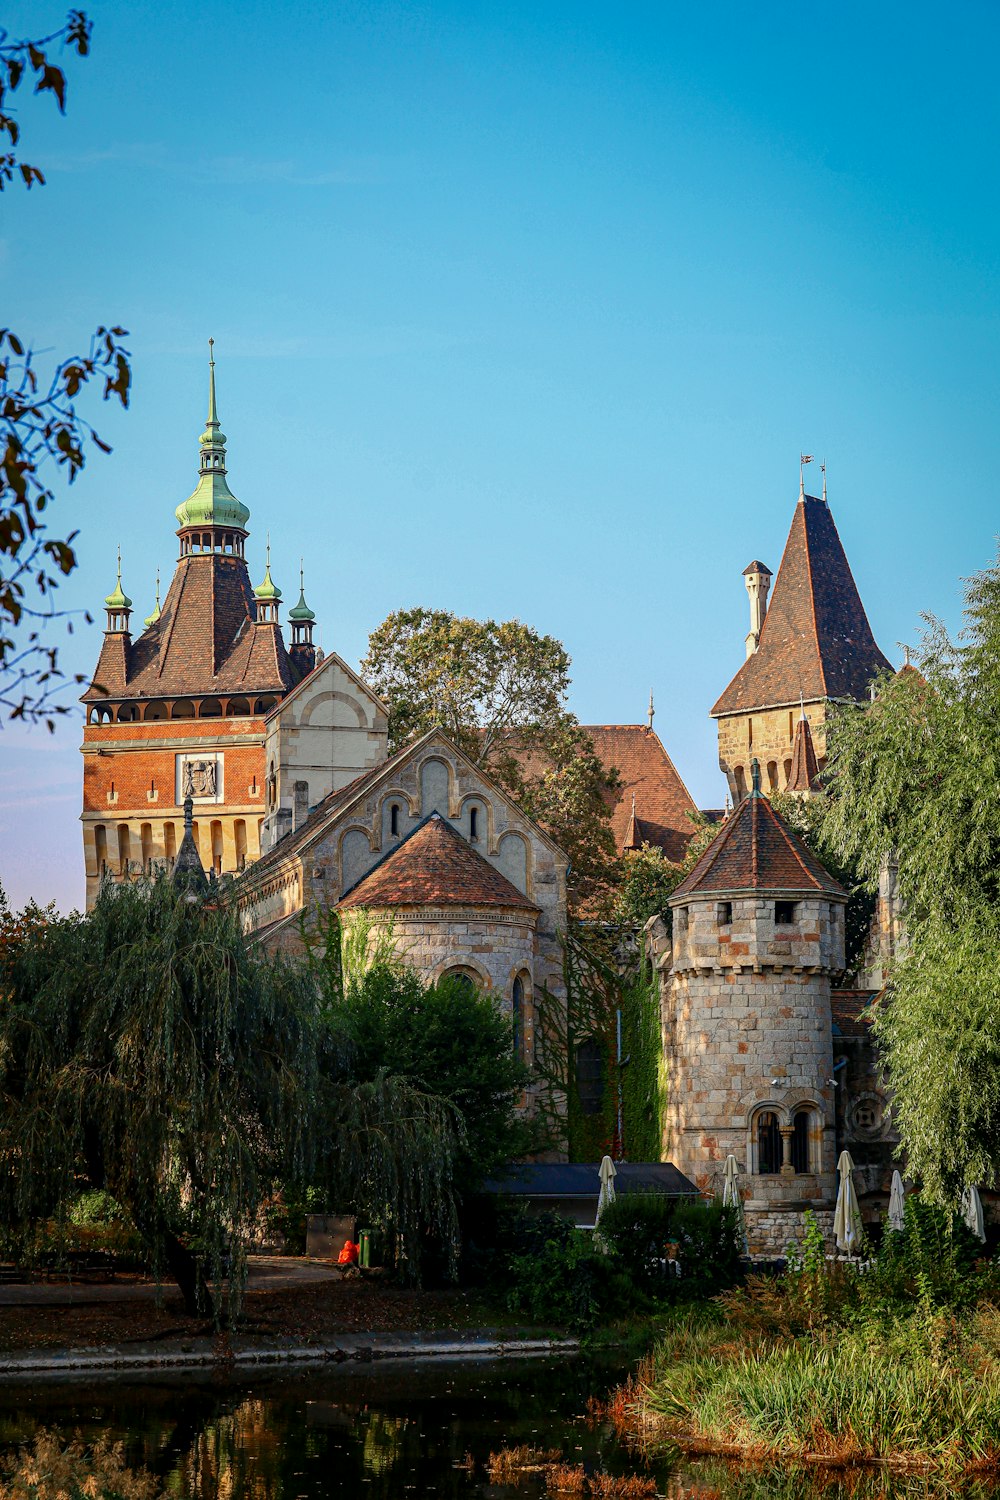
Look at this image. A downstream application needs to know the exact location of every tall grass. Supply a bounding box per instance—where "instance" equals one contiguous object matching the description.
[636,1314,1000,1472]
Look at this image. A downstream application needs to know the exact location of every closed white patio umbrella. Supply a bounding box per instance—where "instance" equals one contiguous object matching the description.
[962,1185,987,1243]
[722,1153,748,1255]
[594,1155,617,1250]
[887,1169,906,1233]
[833,1150,863,1256]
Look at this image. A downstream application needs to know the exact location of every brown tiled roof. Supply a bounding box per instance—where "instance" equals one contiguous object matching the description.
[84,553,297,702]
[582,726,698,862]
[712,496,891,717]
[338,813,539,912]
[832,990,879,1037]
[787,712,820,792]
[671,781,846,898]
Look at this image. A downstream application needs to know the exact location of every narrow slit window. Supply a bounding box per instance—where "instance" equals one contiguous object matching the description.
[390,803,400,837]
[469,806,479,841]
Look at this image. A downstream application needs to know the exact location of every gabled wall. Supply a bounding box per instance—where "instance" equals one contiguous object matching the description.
[261,653,389,850]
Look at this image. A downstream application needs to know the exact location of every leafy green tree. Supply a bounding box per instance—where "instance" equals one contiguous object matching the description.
[0,11,131,728]
[301,910,531,1185]
[769,790,875,979]
[609,816,718,928]
[361,606,619,904]
[819,553,1000,1199]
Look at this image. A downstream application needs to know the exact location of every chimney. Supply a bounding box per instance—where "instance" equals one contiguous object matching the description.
[743,560,772,657]
[293,779,310,832]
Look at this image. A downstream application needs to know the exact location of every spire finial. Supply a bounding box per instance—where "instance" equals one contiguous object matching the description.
[631,791,636,816]
[266,532,271,569]
[647,689,654,730]
[799,453,813,499]
[821,460,827,503]
[116,544,122,586]
[300,557,304,592]
[904,644,911,667]
[143,568,162,629]
[800,688,806,721]
[750,757,762,796]
[207,337,217,425]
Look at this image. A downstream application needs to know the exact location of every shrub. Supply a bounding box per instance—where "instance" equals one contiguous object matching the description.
[503,1216,635,1329]
[67,1189,128,1225]
[598,1194,743,1299]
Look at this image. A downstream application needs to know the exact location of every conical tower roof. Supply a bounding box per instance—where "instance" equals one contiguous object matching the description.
[787,710,821,793]
[672,761,844,898]
[338,812,538,912]
[712,494,891,716]
[172,796,209,893]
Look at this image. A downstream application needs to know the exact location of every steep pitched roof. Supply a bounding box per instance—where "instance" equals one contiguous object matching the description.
[712,495,891,717]
[671,772,845,899]
[582,726,698,862]
[787,712,821,793]
[84,553,298,702]
[831,990,879,1037]
[338,812,539,912]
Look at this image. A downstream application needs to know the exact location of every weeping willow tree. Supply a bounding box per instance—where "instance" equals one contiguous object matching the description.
[818,552,1000,1202]
[0,877,318,1317]
[0,879,470,1312]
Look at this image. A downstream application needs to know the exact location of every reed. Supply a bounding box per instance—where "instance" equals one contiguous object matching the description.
[634,1316,1000,1473]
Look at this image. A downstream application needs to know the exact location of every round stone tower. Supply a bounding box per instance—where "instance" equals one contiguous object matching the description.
[665,760,847,1254]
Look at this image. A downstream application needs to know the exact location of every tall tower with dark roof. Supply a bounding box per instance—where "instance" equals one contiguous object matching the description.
[664,760,847,1253]
[79,349,317,907]
[712,490,891,802]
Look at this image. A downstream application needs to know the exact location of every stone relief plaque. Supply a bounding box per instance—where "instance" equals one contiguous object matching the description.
[176,752,223,804]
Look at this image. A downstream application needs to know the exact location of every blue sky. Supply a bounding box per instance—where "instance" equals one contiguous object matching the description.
[3,0,999,911]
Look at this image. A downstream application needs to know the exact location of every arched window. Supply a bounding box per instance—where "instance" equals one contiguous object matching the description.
[791,1109,813,1174]
[171,699,196,720]
[441,967,477,996]
[576,1037,604,1117]
[200,698,222,718]
[116,703,138,723]
[766,760,778,790]
[756,1111,782,1174]
[734,765,748,800]
[512,974,525,1061]
[94,824,108,877]
[227,696,251,717]
[163,822,176,864]
[783,758,792,786]
[390,802,400,837]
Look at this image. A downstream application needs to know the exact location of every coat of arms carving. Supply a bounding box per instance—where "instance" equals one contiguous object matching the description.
[182,758,218,798]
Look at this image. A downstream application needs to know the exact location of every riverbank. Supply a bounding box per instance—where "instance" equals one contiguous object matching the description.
[614,1293,1000,1478]
[0,1256,575,1378]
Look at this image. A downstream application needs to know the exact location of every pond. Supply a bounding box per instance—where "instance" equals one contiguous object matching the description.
[0,1355,996,1500]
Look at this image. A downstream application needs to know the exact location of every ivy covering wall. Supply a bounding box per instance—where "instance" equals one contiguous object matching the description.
[535,926,667,1163]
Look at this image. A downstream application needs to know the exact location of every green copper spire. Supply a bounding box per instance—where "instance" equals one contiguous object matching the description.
[174,339,251,533]
[288,560,316,622]
[104,547,132,610]
[143,569,161,629]
[254,537,282,602]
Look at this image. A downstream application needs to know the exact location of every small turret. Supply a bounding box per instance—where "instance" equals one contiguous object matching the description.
[172,795,208,894]
[743,559,771,658]
[143,570,161,630]
[104,549,132,635]
[174,340,251,556]
[253,540,281,625]
[287,561,317,677]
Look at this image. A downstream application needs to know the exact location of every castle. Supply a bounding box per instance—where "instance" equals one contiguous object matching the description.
[81,359,900,1251]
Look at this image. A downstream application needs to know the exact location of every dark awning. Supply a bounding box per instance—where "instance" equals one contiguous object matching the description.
[481,1161,699,1199]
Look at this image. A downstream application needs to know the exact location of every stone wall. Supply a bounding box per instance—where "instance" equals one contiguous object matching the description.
[716,702,828,803]
[261,652,389,851]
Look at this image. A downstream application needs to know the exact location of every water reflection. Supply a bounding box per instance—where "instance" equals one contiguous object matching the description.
[0,1359,996,1500]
